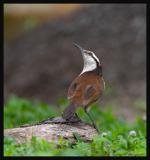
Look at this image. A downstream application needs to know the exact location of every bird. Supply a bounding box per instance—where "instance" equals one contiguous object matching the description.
[62,43,105,131]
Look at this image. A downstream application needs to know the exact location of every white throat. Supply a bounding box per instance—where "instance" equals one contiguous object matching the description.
[80,53,97,74]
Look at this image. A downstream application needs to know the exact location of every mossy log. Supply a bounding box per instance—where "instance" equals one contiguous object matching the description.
[4,117,98,144]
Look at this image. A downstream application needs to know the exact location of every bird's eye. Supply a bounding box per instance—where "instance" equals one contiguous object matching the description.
[84,50,91,55]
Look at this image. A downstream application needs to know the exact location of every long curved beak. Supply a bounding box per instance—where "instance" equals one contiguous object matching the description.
[73,43,84,55]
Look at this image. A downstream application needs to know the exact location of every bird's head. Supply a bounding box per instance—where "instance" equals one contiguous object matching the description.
[73,43,102,75]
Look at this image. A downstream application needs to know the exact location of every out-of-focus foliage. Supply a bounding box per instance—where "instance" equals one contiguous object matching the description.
[4,95,59,129]
[4,96,146,156]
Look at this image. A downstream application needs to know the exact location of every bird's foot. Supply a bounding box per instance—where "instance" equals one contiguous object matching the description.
[67,113,82,123]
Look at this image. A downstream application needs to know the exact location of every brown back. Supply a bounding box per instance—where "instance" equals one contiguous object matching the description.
[67,72,104,108]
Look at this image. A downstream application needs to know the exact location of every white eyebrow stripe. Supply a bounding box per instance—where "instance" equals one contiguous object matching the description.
[84,50,100,64]
[91,52,100,63]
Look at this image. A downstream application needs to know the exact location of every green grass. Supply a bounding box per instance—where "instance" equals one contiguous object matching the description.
[4,95,146,156]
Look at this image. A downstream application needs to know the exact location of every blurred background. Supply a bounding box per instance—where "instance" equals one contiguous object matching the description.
[4,4,146,122]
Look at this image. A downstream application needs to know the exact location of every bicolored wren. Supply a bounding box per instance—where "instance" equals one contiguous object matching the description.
[62,43,105,130]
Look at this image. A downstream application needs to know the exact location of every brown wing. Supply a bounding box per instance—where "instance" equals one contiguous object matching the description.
[84,85,95,100]
[67,80,80,100]
[67,72,104,106]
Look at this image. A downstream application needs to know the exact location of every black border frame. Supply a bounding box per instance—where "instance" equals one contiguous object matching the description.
[1,1,148,159]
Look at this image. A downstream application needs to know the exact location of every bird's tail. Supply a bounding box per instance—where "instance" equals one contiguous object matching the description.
[62,103,77,121]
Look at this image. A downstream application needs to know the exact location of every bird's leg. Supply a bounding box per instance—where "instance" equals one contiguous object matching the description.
[84,107,99,133]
